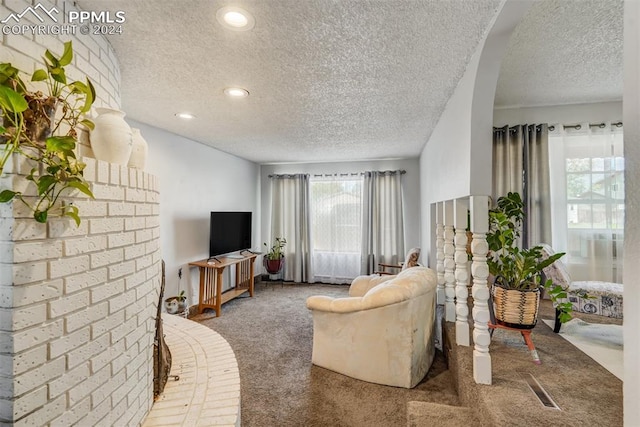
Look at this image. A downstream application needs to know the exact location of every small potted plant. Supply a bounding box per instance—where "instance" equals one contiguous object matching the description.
[0,41,95,225]
[263,237,287,274]
[164,290,187,315]
[486,192,568,328]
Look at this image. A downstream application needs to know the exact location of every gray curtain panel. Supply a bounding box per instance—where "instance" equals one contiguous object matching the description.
[492,124,551,248]
[361,171,405,274]
[269,174,313,282]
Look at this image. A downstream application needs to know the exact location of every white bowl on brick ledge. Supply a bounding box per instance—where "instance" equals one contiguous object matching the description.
[90,107,133,165]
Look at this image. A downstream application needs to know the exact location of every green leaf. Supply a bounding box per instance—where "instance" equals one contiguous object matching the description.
[0,85,28,113]
[67,181,94,198]
[34,210,48,223]
[80,119,94,130]
[49,67,67,85]
[46,136,76,152]
[558,311,572,324]
[44,50,58,67]
[0,125,5,134]
[46,164,61,175]
[26,168,37,181]
[59,41,73,66]
[31,69,48,82]
[88,78,96,102]
[37,175,56,195]
[559,302,573,310]
[0,189,16,203]
[80,78,95,114]
[64,210,81,227]
[70,82,87,95]
[0,63,19,79]
[64,204,81,226]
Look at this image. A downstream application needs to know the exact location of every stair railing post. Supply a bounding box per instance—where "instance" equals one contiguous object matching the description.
[470,195,492,385]
[436,202,445,305]
[454,198,470,346]
[443,200,456,322]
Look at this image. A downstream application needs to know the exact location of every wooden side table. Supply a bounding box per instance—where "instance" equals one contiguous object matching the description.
[189,253,257,317]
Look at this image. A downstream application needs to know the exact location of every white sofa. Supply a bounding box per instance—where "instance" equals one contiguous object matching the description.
[306,267,437,388]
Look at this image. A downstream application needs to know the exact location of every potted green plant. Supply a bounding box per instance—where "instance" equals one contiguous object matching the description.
[486,192,570,327]
[0,41,95,225]
[263,237,287,274]
[164,290,187,314]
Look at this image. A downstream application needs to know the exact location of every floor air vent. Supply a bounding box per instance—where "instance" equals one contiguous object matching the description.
[519,371,561,410]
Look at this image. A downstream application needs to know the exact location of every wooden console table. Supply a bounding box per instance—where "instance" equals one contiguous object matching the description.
[189,253,257,317]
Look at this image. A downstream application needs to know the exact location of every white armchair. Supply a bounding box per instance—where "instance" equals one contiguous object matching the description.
[306,266,437,388]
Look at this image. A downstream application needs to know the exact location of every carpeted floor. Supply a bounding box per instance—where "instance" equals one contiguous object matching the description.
[542,318,623,379]
[191,282,623,427]
[192,282,459,426]
[449,298,623,427]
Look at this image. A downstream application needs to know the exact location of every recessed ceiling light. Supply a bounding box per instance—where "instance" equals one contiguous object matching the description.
[224,87,249,98]
[175,112,195,119]
[224,11,248,27]
[216,6,255,31]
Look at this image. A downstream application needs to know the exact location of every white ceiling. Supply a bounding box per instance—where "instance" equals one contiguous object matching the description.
[495,0,623,108]
[77,0,623,164]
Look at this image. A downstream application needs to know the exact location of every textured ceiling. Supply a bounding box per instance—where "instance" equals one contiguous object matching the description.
[495,0,623,108]
[76,0,622,164]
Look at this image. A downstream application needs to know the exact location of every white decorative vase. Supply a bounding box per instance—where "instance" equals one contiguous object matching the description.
[90,107,133,165]
[128,128,148,170]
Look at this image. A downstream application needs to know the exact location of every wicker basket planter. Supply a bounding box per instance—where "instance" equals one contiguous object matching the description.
[491,281,540,329]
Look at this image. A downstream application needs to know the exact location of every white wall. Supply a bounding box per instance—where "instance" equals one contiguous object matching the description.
[129,121,260,305]
[420,1,533,266]
[623,1,640,423]
[260,158,421,271]
[494,101,622,126]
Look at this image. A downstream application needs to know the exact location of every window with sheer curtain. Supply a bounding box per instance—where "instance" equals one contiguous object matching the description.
[310,177,363,284]
[549,123,624,283]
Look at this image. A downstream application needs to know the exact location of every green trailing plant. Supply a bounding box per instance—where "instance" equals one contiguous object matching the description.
[263,237,287,260]
[0,41,95,225]
[487,192,573,323]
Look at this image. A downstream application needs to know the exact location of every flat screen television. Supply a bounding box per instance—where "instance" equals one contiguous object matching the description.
[209,211,252,257]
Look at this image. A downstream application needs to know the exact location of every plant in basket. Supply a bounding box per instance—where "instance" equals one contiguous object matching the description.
[487,192,569,327]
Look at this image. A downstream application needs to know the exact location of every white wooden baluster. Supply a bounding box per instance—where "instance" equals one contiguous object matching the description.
[470,196,491,385]
[443,200,456,322]
[454,199,470,346]
[436,202,445,305]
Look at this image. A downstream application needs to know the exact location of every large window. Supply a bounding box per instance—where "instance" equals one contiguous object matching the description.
[310,177,363,283]
[549,123,623,282]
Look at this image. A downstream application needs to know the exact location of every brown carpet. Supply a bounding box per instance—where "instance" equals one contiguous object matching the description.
[448,298,623,427]
[191,283,623,426]
[192,282,460,426]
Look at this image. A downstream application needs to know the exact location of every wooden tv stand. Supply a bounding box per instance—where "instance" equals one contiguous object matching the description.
[189,253,257,317]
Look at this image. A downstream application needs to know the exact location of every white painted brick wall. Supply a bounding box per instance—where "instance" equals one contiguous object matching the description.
[0,0,121,110]
[0,156,160,425]
[1,0,123,158]
[0,3,157,423]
